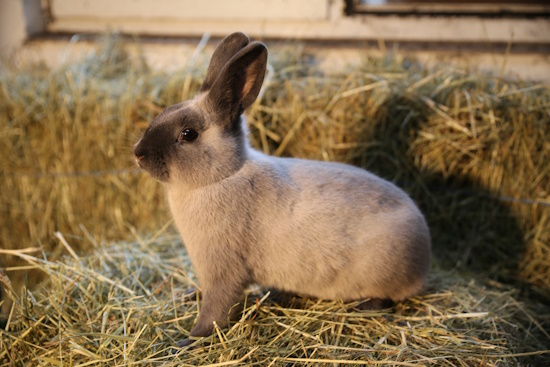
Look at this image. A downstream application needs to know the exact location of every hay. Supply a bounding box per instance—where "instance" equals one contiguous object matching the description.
[0,36,206,308]
[1,35,549,287]
[0,35,198,252]
[1,231,549,366]
[1,36,548,292]
[1,34,550,364]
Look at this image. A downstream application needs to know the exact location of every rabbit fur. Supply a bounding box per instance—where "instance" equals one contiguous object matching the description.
[134,32,431,346]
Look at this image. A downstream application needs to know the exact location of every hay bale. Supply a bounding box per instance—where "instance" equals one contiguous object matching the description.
[0,35,196,256]
[1,36,548,288]
[1,232,549,366]
[0,35,204,314]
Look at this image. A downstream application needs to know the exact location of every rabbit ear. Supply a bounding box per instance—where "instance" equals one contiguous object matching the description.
[200,32,250,93]
[207,41,267,124]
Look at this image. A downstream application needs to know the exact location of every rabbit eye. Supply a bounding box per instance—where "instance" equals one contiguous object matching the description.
[178,128,198,143]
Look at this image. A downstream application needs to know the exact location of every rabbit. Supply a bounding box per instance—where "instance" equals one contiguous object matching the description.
[133,32,431,348]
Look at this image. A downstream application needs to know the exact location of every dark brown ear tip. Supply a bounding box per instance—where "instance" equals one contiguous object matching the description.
[249,41,267,49]
[244,42,269,59]
[221,32,251,50]
[200,32,252,93]
[226,32,250,43]
[224,41,268,71]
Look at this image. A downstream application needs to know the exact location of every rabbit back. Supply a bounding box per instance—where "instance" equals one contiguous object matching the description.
[258,154,430,301]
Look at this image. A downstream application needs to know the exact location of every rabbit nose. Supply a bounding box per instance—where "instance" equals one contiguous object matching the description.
[133,143,146,161]
[134,150,146,161]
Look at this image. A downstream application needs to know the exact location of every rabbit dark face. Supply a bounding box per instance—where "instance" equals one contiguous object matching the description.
[134,101,201,182]
[134,32,267,188]
[133,98,247,186]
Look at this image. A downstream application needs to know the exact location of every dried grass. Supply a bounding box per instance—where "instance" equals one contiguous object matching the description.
[1,231,549,366]
[1,34,550,365]
[1,36,548,288]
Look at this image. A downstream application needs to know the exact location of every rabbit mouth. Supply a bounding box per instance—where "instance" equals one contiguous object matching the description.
[143,166,170,182]
[135,156,170,182]
[135,155,145,168]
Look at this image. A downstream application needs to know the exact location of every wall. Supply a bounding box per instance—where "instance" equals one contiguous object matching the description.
[1,1,549,85]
